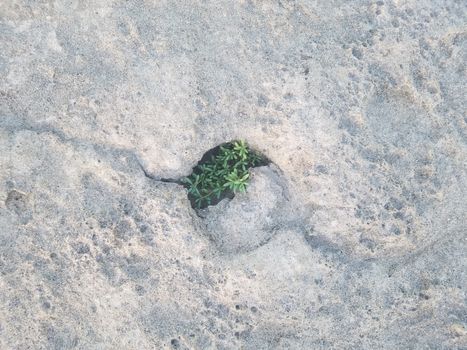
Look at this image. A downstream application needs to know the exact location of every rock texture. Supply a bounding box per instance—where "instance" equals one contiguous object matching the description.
[0,1,466,349]
[203,165,290,255]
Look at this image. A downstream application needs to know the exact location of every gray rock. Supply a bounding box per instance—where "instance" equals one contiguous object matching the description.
[203,165,289,254]
[0,0,466,349]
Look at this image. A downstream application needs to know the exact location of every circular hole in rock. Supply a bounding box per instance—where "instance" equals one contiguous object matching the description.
[181,140,269,209]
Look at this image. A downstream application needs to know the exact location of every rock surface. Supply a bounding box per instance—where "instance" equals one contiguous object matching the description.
[0,1,466,349]
[203,165,290,255]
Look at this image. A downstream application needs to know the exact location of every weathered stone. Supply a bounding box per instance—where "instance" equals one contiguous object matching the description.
[0,1,465,349]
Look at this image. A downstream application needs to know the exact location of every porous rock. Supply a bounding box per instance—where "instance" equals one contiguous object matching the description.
[0,1,466,349]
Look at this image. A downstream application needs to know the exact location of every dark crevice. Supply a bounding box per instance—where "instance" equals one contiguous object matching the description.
[198,142,270,167]
[138,164,182,185]
[180,141,270,209]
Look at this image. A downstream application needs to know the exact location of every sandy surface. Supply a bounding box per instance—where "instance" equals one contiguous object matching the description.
[1,1,466,349]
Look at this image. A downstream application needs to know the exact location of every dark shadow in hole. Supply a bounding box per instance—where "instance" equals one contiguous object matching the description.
[182,141,269,209]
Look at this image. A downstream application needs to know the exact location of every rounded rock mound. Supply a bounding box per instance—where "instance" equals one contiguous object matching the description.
[202,164,289,254]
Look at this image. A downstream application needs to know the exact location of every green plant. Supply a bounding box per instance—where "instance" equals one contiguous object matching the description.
[182,140,264,209]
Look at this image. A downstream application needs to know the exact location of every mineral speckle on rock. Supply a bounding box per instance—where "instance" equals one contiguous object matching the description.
[1,1,466,349]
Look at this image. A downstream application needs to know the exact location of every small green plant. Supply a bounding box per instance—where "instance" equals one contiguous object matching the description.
[182,140,265,209]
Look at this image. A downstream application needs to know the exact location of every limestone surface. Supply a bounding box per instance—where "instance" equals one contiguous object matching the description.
[1,1,466,349]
